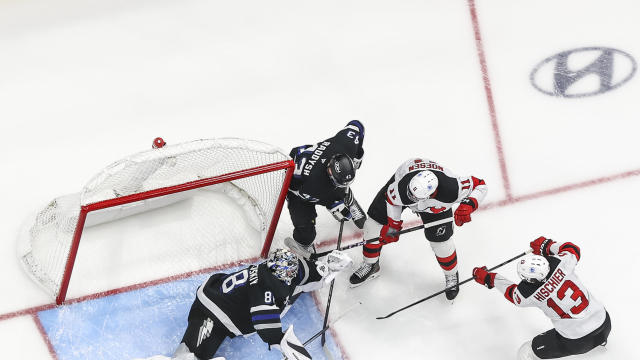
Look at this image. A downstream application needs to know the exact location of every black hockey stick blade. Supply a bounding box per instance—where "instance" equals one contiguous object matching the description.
[376,251,529,320]
[313,223,425,259]
[320,220,345,346]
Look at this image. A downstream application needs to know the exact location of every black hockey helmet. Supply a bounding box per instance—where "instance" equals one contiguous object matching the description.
[326,154,355,188]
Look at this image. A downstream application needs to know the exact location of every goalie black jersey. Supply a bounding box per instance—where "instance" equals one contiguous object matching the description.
[195,257,326,345]
[288,120,364,206]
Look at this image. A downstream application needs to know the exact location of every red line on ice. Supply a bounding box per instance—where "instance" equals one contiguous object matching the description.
[467,0,513,200]
[31,313,59,360]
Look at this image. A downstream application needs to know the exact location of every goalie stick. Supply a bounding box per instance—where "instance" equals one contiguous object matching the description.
[321,220,344,352]
[376,250,531,320]
[312,223,425,259]
[303,301,363,346]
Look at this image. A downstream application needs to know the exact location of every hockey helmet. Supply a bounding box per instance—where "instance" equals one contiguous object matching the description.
[267,249,299,285]
[327,154,356,188]
[407,171,438,202]
[517,254,550,283]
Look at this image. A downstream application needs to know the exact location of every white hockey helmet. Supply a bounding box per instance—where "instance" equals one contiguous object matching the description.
[517,254,550,283]
[266,249,299,285]
[407,171,438,202]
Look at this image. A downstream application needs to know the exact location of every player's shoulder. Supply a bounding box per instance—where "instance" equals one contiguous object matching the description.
[516,280,543,299]
[431,171,459,202]
[255,263,290,292]
[516,256,561,298]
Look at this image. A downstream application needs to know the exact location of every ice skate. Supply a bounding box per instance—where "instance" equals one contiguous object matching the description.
[349,261,380,288]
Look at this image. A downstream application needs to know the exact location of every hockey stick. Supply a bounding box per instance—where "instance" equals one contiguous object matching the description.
[303,300,363,346]
[313,223,425,259]
[376,250,530,320]
[320,220,345,349]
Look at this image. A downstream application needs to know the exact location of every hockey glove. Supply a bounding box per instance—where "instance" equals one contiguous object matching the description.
[326,250,353,272]
[454,197,478,226]
[380,218,403,244]
[472,266,496,289]
[353,148,364,169]
[530,236,555,256]
[328,200,352,222]
[348,197,367,229]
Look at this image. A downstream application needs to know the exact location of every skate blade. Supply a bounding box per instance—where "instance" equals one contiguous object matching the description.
[348,273,380,288]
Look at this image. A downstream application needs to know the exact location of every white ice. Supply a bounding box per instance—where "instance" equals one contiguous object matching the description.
[1,0,638,359]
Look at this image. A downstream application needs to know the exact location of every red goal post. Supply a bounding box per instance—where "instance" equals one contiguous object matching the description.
[18,138,294,305]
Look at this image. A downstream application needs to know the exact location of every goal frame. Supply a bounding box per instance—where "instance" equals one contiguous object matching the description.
[56,160,294,305]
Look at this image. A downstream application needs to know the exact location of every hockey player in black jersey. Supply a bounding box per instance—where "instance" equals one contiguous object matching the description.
[285,120,367,257]
[173,249,352,360]
[349,158,487,301]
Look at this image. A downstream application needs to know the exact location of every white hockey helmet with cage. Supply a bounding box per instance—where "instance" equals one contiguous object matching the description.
[517,254,550,283]
[407,171,438,202]
[266,249,299,285]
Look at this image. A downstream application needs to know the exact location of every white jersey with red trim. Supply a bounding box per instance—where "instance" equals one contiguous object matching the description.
[384,158,488,221]
[493,243,606,339]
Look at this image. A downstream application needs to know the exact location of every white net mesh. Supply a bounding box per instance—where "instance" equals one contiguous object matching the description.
[18,138,291,300]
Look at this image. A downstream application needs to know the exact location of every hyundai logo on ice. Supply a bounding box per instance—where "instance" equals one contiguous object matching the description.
[530,47,636,98]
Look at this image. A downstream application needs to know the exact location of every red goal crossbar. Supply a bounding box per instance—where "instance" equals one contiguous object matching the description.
[56,160,294,305]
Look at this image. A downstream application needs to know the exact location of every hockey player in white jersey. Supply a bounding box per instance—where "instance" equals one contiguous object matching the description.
[472,237,611,359]
[349,158,487,300]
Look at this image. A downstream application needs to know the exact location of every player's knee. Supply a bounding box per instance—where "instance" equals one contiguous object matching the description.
[293,224,316,246]
[424,222,453,242]
[429,238,455,256]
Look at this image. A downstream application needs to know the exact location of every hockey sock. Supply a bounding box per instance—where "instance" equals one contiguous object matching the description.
[430,239,458,275]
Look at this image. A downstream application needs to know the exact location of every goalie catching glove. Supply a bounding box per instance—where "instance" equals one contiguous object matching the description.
[315,250,353,284]
[271,325,312,360]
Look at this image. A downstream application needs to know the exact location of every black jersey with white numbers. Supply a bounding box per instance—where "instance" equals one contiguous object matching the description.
[195,257,325,345]
[288,120,364,207]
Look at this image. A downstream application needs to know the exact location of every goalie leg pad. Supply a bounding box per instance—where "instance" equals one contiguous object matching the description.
[279,325,312,360]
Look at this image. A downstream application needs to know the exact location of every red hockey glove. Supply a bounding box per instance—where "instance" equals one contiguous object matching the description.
[454,197,478,226]
[380,218,403,244]
[472,266,496,289]
[530,236,555,256]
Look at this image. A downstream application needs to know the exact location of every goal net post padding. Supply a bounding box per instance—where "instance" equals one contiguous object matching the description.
[18,138,294,305]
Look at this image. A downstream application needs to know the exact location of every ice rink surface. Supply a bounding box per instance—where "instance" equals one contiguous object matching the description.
[1,0,639,359]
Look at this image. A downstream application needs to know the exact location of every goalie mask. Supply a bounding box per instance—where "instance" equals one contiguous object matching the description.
[327,154,355,188]
[267,249,299,285]
[407,171,438,203]
[517,254,550,283]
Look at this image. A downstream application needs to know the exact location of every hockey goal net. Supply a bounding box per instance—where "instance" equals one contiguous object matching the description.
[18,138,294,305]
